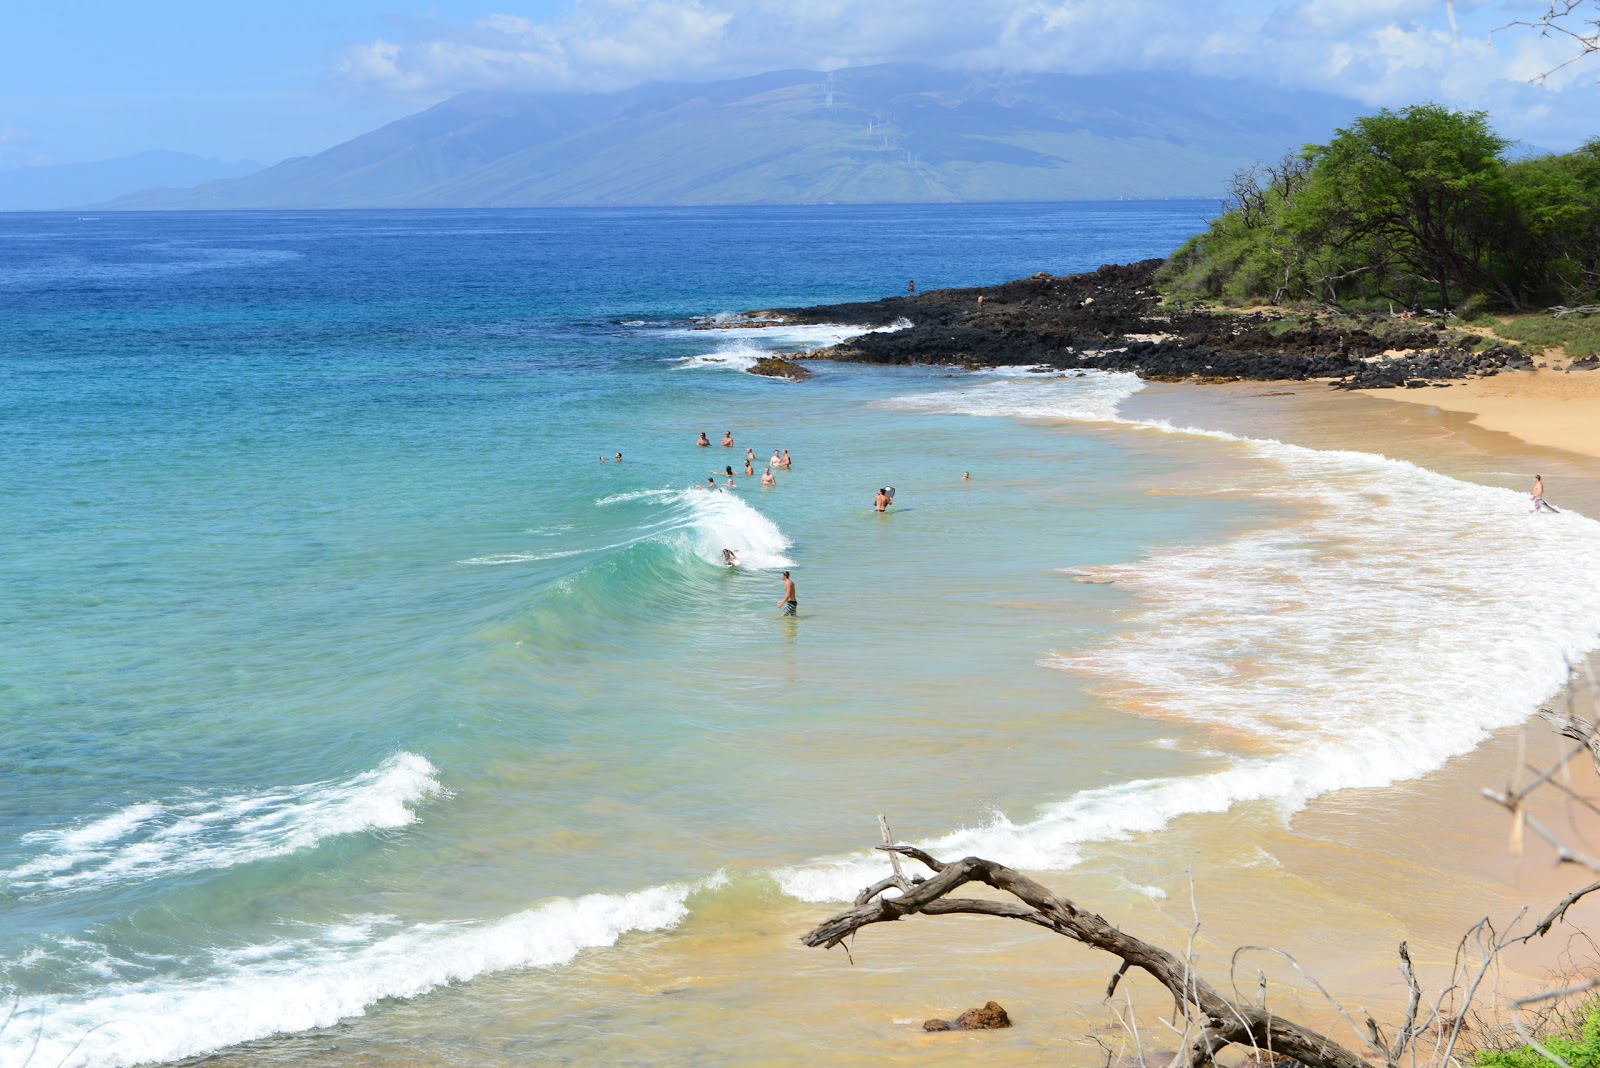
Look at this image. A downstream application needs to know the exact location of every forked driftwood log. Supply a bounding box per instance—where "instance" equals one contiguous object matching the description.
[801,846,1375,1068]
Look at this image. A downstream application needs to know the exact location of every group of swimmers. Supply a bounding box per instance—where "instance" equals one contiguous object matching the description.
[690,431,801,615]
[697,431,791,490]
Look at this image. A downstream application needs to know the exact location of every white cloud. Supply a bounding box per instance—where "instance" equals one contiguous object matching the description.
[331,0,1600,147]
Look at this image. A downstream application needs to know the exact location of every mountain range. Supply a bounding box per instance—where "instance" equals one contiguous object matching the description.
[0,151,261,212]
[98,65,1367,210]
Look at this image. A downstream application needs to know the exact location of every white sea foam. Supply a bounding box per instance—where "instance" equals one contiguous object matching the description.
[4,753,445,894]
[6,880,708,1068]
[458,489,790,571]
[773,373,1600,902]
[594,488,678,506]
[676,487,793,569]
[672,343,767,372]
[670,319,910,370]
[879,371,1145,424]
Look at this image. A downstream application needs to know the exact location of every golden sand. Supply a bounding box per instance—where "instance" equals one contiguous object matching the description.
[1356,360,1600,461]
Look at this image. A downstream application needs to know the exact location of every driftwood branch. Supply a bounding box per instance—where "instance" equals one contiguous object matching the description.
[801,848,1368,1068]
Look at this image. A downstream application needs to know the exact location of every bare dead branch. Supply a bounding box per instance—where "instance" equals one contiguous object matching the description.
[1496,1,1600,83]
[1509,879,1600,945]
[802,851,1369,1068]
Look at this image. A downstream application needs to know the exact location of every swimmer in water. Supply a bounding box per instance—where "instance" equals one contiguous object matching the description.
[778,571,796,616]
[962,471,970,480]
[697,432,710,447]
[744,458,754,476]
[722,431,733,447]
[722,549,738,567]
[780,450,792,469]
[875,487,891,512]
[706,476,718,491]
[761,467,775,486]
[746,447,755,463]
[615,452,622,463]
[770,449,782,468]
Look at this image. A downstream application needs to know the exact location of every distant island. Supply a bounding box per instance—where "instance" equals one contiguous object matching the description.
[99,64,1365,210]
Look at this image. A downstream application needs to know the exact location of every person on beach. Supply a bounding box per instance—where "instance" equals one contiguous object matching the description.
[722,431,733,447]
[762,467,776,486]
[1531,475,1560,513]
[697,432,710,447]
[722,549,738,567]
[744,458,754,476]
[778,571,797,616]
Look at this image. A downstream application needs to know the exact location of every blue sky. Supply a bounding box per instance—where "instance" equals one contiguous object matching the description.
[3,0,1598,168]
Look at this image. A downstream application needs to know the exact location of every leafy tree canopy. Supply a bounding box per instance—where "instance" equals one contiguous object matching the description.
[1159,104,1600,311]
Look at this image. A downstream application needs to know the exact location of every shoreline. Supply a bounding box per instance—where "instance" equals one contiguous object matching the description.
[735,267,1600,1053]
[1122,376,1600,1017]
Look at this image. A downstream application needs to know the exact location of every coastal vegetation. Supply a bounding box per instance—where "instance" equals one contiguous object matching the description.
[1158,105,1600,312]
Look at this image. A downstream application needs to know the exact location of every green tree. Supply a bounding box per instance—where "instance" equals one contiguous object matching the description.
[1291,104,1515,308]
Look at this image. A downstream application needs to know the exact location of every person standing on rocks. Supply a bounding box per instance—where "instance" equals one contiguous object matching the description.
[908,279,916,296]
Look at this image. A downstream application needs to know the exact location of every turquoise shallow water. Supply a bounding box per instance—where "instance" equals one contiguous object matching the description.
[8,204,1600,1067]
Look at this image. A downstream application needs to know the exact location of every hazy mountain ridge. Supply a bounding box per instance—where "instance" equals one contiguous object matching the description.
[0,151,262,212]
[105,65,1369,209]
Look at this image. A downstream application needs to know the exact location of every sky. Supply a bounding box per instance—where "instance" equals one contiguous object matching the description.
[2,0,1598,169]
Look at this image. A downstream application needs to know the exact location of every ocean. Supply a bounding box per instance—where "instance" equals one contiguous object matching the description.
[5,203,1600,1068]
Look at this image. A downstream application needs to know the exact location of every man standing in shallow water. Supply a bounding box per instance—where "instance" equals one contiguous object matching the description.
[778,571,796,616]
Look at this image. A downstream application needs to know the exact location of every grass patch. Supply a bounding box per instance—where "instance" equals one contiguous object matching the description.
[1490,311,1600,357]
[1476,1001,1600,1068]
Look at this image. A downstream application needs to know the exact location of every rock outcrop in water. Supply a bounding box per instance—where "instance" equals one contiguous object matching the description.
[922,1001,1012,1031]
[735,260,1533,388]
[747,356,811,380]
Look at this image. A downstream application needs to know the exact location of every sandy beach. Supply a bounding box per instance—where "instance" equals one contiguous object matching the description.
[1356,359,1600,461]
[1106,374,1600,1050]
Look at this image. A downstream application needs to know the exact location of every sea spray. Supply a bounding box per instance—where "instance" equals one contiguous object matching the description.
[669,319,911,371]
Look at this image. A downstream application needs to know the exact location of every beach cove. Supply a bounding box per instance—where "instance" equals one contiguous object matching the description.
[5,204,1600,1068]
